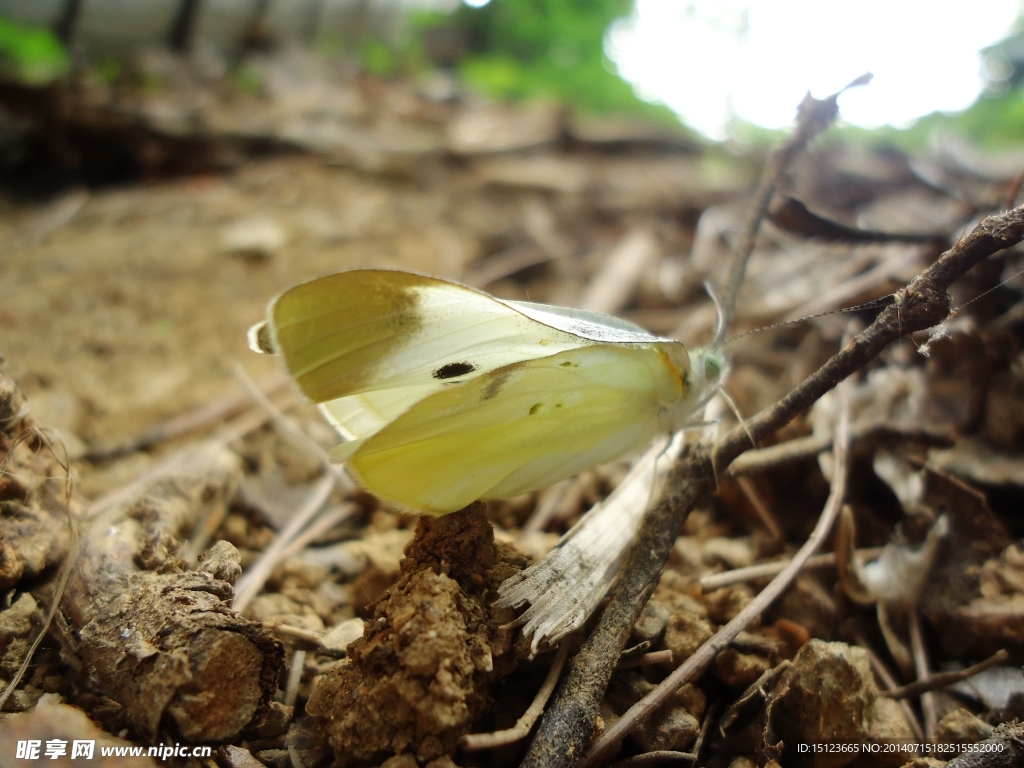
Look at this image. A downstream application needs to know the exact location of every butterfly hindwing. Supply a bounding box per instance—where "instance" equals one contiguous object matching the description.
[345,344,686,514]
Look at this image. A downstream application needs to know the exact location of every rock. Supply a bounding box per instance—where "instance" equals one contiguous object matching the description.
[322,618,365,653]
[767,640,917,767]
[664,610,714,662]
[220,216,286,260]
[935,709,994,751]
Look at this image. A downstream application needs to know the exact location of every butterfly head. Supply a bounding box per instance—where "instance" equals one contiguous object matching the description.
[689,346,727,395]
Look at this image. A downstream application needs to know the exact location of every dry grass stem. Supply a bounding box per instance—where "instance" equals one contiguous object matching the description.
[909,609,938,739]
[285,650,307,708]
[460,639,573,751]
[232,473,335,613]
[848,628,925,740]
[0,429,78,712]
[698,546,884,591]
[233,362,353,493]
[735,475,783,543]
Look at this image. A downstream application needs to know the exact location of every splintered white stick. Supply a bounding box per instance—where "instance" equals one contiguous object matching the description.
[497,432,685,654]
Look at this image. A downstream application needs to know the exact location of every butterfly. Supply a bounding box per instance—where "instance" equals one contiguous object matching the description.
[248,269,724,515]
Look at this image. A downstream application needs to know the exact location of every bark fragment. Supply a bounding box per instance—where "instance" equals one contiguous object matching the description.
[60,441,285,742]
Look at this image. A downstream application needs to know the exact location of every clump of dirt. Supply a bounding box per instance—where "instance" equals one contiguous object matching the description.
[0,369,73,592]
[306,505,527,767]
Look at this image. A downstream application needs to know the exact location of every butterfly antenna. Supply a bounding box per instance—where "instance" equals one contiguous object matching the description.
[721,295,896,347]
[949,264,1024,316]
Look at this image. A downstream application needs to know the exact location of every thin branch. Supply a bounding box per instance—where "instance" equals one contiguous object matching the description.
[579,377,853,767]
[727,421,953,476]
[277,503,359,562]
[461,639,573,751]
[714,73,872,346]
[232,474,335,613]
[609,751,695,767]
[698,547,883,591]
[689,697,719,763]
[735,475,783,543]
[1004,167,1024,210]
[615,650,673,671]
[519,83,861,768]
[909,610,938,739]
[284,650,306,708]
[883,649,1009,700]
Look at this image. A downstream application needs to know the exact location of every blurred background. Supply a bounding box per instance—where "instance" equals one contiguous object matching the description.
[3,0,1024,189]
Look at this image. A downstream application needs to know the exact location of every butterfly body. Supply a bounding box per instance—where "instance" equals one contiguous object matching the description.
[250,269,722,514]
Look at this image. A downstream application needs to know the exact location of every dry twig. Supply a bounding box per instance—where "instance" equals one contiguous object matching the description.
[614,650,673,671]
[714,73,872,346]
[232,362,353,493]
[883,649,1009,700]
[520,80,866,768]
[845,625,925,740]
[521,198,1024,768]
[727,421,953,476]
[61,442,283,741]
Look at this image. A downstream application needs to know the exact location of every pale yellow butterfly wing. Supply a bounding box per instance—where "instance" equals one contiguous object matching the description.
[251,269,676,444]
[344,345,688,514]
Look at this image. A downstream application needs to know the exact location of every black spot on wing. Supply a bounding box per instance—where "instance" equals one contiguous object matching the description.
[433,361,477,380]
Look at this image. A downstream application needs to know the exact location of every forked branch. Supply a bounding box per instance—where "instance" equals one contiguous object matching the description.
[520,203,1024,768]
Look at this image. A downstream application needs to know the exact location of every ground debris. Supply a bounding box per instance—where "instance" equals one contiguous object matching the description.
[59,439,284,742]
[306,505,525,767]
[719,639,917,767]
[0,699,157,766]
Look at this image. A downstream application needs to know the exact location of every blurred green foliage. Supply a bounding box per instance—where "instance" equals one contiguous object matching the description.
[0,16,69,86]
[420,0,676,122]
[836,29,1024,151]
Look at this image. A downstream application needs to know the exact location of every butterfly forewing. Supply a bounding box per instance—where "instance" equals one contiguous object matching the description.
[345,345,686,514]
[265,270,602,405]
